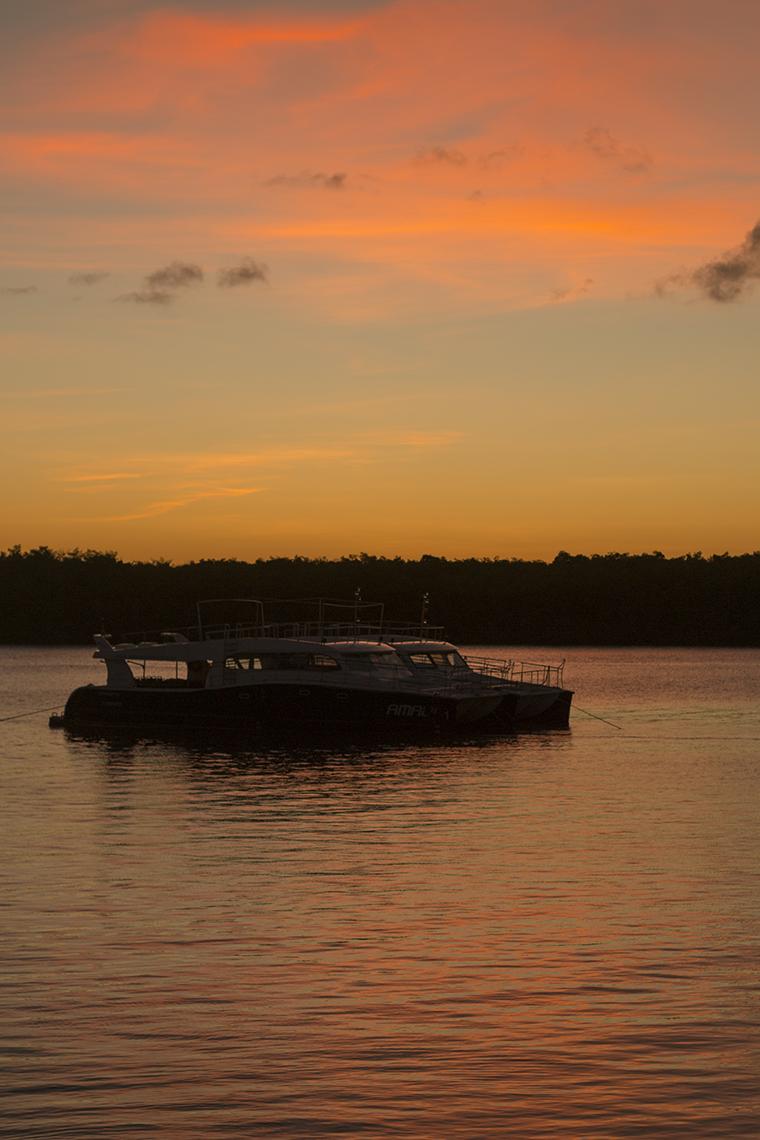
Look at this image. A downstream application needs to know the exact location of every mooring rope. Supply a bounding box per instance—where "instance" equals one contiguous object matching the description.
[0,704,64,723]
[572,704,622,730]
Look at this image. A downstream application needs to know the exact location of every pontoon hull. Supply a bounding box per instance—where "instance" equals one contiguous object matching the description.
[489,683,573,728]
[62,682,502,734]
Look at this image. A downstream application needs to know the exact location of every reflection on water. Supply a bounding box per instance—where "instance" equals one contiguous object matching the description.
[2,647,760,1137]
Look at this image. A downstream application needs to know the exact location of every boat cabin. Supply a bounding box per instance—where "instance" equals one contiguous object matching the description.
[92,634,411,690]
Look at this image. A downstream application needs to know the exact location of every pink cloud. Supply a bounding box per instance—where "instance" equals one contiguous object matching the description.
[2,0,759,310]
[123,9,362,67]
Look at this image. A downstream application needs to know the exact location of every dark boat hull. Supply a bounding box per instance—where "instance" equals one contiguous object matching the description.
[486,683,574,729]
[62,682,502,735]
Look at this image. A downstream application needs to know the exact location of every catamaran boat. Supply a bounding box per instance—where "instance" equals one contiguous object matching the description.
[56,598,572,735]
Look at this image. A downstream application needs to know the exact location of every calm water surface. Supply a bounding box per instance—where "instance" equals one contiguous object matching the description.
[2,647,760,1138]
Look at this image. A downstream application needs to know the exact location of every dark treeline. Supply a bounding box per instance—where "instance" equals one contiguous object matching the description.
[2,545,760,646]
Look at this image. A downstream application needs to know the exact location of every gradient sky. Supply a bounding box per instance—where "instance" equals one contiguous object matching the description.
[2,0,759,560]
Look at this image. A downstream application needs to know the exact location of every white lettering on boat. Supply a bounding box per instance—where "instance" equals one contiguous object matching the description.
[386,703,430,718]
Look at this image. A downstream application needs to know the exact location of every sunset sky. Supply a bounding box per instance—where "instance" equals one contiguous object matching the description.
[2,0,759,561]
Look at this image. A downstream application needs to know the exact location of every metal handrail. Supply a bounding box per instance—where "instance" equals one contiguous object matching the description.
[118,620,448,646]
[201,620,447,644]
[464,655,565,689]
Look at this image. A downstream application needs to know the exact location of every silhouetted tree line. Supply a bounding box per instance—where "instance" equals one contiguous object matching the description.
[2,545,760,646]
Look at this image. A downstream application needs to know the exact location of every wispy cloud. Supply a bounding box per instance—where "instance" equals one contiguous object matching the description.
[63,471,143,483]
[65,434,461,484]
[90,257,270,305]
[146,260,204,289]
[551,277,594,303]
[478,146,524,169]
[657,221,760,303]
[60,448,354,498]
[124,10,361,68]
[115,260,203,305]
[68,271,109,286]
[265,171,347,190]
[217,257,269,288]
[105,486,261,522]
[415,146,467,167]
[116,288,173,305]
[60,432,463,525]
[581,127,652,173]
[1,285,38,295]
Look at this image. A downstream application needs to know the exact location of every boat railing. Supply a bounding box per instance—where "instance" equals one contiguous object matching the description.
[464,655,565,688]
[116,619,447,646]
[201,620,446,644]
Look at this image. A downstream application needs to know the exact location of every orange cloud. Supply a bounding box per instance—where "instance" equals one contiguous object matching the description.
[63,433,462,484]
[123,9,362,67]
[63,472,143,484]
[0,130,202,201]
[233,195,737,249]
[105,486,262,523]
[3,0,759,310]
[56,432,465,529]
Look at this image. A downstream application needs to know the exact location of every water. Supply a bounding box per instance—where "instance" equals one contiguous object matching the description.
[2,646,760,1137]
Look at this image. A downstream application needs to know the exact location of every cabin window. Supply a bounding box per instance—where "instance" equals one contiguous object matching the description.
[307,654,340,670]
[428,652,462,668]
[255,653,341,670]
[225,655,263,670]
[404,651,464,669]
[130,658,182,682]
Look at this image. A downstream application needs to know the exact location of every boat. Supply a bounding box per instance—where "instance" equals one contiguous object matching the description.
[56,598,572,735]
[58,599,500,735]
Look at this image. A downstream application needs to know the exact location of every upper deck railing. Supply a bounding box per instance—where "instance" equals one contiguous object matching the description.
[464,656,566,689]
[197,620,447,644]
[193,598,443,645]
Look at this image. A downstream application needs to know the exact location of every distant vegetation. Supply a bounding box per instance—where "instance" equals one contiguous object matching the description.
[2,545,760,646]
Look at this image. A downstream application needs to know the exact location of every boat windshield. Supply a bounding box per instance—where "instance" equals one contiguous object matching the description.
[403,651,467,669]
[342,653,409,673]
[258,653,341,670]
